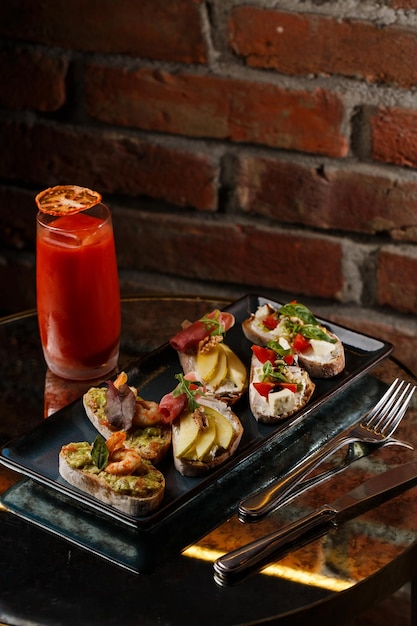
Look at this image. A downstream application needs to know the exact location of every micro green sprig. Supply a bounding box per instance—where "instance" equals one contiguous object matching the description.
[200,310,225,338]
[173,373,204,412]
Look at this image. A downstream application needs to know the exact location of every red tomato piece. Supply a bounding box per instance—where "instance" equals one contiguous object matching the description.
[293,333,311,353]
[263,315,278,330]
[277,382,298,393]
[251,345,276,364]
[284,353,294,365]
[253,381,275,398]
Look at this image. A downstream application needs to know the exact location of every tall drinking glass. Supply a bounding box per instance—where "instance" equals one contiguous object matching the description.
[36,196,121,381]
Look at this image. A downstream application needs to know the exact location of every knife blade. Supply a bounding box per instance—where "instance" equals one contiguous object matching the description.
[214,460,417,586]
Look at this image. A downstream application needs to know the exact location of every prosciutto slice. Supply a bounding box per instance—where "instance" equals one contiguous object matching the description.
[158,391,188,423]
[169,310,235,352]
[158,373,204,423]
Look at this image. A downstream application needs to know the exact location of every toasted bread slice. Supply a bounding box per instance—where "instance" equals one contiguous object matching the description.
[59,442,165,516]
[243,302,345,379]
[83,386,171,464]
[249,354,315,424]
[170,310,247,405]
[172,396,243,477]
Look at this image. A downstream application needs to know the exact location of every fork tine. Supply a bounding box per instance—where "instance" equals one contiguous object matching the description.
[368,380,410,430]
[381,385,416,438]
[362,378,402,428]
[373,382,412,430]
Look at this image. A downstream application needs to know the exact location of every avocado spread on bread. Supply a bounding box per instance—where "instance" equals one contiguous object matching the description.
[62,442,164,497]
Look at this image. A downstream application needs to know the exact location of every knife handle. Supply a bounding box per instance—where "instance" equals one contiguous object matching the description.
[214,505,336,586]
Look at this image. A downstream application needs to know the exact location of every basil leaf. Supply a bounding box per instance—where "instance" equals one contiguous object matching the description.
[279,303,318,326]
[262,361,288,383]
[300,325,336,343]
[91,435,109,470]
[266,339,292,358]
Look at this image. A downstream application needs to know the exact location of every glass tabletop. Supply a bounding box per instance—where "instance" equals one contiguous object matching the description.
[0,294,416,626]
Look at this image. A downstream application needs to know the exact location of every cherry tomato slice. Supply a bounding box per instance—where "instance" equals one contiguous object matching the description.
[263,314,278,330]
[253,381,275,398]
[251,345,276,364]
[293,333,311,353]
[277,382,298,393]
[283,353,294,365]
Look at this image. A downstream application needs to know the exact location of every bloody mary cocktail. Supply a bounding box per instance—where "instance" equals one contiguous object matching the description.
[36,203,120,380]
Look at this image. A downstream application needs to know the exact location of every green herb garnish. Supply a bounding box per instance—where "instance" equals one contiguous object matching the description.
[91,435,109,470]
[279,303,336,344]
[261,360,288,383]
[279,302,318,325]
[200,310,225,337]
[266,339,293,359]
[173,373,204,412]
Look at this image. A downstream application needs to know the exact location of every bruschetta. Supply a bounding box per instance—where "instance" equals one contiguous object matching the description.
[59,432,165,515]
[243,301,345,378]
[249,343,315,423]
[169,309,247,405]
[158,374,244,477]
[83,372,171,464]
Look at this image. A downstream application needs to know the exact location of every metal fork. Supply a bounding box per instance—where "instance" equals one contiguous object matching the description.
[239,378,416,522]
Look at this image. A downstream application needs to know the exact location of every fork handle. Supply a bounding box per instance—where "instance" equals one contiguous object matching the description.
[238,435,353,522]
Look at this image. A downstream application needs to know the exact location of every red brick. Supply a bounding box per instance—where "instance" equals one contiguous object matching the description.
[229,7,417,89]
[0,121,219,211]
[236,155,417,239]
[85,64,347,157]
[377,247,417,315]
[370,107,417,168]
[0,48,68,112]
[0,187,36,250]
[0,251,36,314]
[0,0,207,63]
[388,0,417,7]
[115,208,345,299]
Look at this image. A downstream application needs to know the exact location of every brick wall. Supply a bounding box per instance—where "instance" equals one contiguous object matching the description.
[2,0,417,375]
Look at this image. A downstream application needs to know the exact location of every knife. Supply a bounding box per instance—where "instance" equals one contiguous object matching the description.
[214,460,417,586]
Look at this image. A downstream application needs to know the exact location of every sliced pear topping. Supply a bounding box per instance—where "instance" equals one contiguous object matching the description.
[196,345,220,381]
[220,344,247,391]
[206,346,228,389]
[173,412,200,459]
[212,412,233,449]
[195,416,216,460]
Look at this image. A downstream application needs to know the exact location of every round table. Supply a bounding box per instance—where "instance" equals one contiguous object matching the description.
[0,295,416,626]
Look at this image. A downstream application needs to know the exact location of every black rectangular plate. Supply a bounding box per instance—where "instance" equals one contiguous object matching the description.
[0,295,392,530]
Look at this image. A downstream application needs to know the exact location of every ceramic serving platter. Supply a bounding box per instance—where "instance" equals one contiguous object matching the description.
[0,295,392,530]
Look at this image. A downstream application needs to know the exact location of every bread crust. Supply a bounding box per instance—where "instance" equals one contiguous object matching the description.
[172,397,243,477]
[83,389,171,464]
[59,452,165,516]
[249,355,315,424]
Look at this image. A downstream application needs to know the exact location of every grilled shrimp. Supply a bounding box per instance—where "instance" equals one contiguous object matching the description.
[133,398,163,427]
[106,431,126,455]
[105,447,143,475]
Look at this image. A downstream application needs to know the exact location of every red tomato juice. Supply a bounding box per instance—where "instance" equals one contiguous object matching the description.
[36,210,121,380]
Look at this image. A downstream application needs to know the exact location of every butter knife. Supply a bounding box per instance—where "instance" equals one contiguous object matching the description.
[214,460,417,586]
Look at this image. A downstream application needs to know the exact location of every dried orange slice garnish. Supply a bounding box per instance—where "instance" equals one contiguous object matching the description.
[35,185,102,216]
